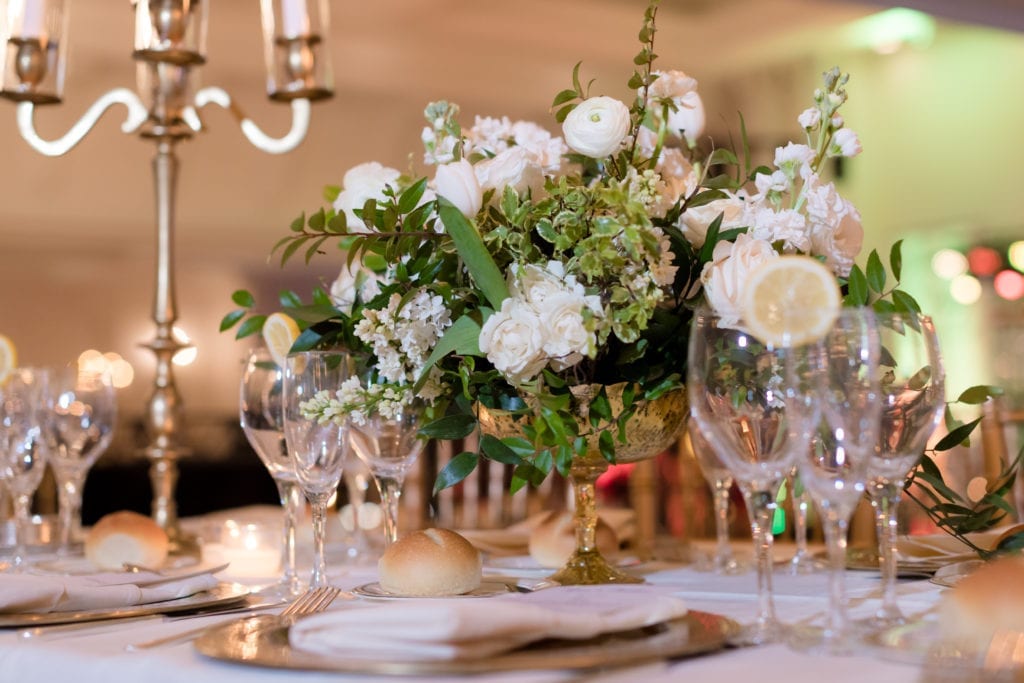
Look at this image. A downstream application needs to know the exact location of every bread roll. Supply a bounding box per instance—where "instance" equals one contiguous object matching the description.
[378,528,482,596]
[939,555,1024,648]
[85,511,170,570]
[528,510,618,568]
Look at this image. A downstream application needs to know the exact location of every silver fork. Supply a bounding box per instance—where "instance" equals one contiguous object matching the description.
[125,585,344,651]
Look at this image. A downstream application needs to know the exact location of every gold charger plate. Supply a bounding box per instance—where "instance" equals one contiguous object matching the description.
[0,582,250,628]
[194,610,738,676]
[353,581,514,599]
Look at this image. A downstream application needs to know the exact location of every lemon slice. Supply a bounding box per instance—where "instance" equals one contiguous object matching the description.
[740,255,841,348]
[0,333,16,384]
[262,312,301,368]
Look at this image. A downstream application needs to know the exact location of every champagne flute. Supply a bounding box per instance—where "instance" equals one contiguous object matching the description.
[0,367,51,571]
[688,417,745,574]
[687,308,819,644]
[866,312,944,627]
[46,366,116,555]
[283,350,351,588]
[240,347,304,596]
[791,307,881,654]
[348,394,425,547]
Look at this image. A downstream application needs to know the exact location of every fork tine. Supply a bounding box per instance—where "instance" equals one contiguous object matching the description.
[280,587,322,617]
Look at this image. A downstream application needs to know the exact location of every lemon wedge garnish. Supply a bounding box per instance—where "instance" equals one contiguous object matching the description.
[0,333,17,385]
[262,312,301,368]
[740,256,842,348]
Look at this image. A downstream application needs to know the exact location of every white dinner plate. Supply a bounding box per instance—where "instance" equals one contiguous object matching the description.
[352,581,514,599]
[33,553,202,576]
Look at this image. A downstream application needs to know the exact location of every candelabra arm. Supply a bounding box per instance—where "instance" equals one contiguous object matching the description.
[192,87,310,155]
[16,88,148,157]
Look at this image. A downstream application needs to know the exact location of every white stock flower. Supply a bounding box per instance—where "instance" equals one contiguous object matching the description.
[749,207,810,252]
[434,158,483,219]
[478,298,548,384]
[831,128,862,157]
[645,71,704,145]
[678,192,751,248]
[773,143,816,179]
[798,107,821,130]
[474,147,546,198]
[700,233,778,325]
[510,121,568,173]
[754,170,790,198]
[562,96,631,159]
[332,162,401,233]
[805,175,863,276]
[466,115,514,157]
[328,260,384,315]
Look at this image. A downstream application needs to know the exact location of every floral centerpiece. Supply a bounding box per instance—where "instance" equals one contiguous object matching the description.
[224,0,1015,576]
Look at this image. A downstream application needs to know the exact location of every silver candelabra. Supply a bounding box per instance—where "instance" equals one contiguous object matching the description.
[1,0,333,553]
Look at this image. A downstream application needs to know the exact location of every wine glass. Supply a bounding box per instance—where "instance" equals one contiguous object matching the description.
[0,367,51,571]
[778,468,826,574]
[791,307,881,654]
[865,312,944,627]
[687,308,819,644]
[688,417,745,574]
[240,347,304,596]
[282,350,351,588]
[46,366,116,555]
[348,394,426,547]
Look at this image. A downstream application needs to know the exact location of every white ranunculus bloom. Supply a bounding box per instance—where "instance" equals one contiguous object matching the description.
[749,207,810,253]
[678,192,751,248]
[562,96,631,159]
[832,128,862,157]
[478,298,548,384]
[538,292,593,363]
[434,158,483,219]
[700,233,778,326]
[332,162,402,233]
[474,147,545,199]
[798,107,821,130]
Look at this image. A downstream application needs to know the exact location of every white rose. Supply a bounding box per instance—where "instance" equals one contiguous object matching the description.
[332,162,401,233]
[478,298,548,384]
[798,107,821,130]
[434,158,483,219]
[831,128,862,157]
[678,192,751,248]
[537,292,593,363]
[700,233,778,325]
[474,147,546,199]
[514,263,564,305]
[749,207,810,253]
[328,261,383,315]
[562,96,631,159]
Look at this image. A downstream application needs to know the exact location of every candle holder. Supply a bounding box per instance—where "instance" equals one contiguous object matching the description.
[1,0,334,556]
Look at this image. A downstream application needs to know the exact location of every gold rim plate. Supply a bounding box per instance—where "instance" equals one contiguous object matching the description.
[0,582,250,628]
[195,610,738,676]
[353,581,514,599]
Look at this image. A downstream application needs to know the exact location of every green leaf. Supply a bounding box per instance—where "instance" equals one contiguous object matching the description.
[933,417,983,451]
[308,208,325,231]
[414,315,483,393]
[433,451,478,493]
[866,250,886,294]
[956,385,1003,404]
[290,327,323,352]
[290,213,305,232]
[279,236,308,266]
[845,265,868,306]
[438,199,510,309]
[219,309,245,332]
[279,290,303,308]
[706,148,739,167]
[551,89,578,108]
[419,414,477,440]
[480,435,524,466]
[589,390,612,428]
[235,314,267,340]
[398,178,428,214]
[889,239,903,281]
[892,289,922,314]
[598,430,615,462]
[231,290,255,308]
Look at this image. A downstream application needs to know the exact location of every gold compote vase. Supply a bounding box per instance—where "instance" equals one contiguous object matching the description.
[478,383,687,585]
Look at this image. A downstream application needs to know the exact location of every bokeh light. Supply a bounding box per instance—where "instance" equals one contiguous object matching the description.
[1009,241,1024,272]
[172,327,197,367]
[77,349,134,389]
[931,248,967,280]
[994,270,1024,301]
[967,246,1002,277]
[949,274,982,305]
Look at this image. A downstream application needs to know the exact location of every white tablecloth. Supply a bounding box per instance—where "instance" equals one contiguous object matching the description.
[0,540,939,683]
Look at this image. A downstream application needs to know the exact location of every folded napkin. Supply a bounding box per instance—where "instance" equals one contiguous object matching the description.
[458,508,636,557]
[0,570,220,614]
[290,584,687,661]
[897,531,1002,566]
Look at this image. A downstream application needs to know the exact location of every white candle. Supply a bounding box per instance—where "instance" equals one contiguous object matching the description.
[19,0,47,39]
[280,0,309,38]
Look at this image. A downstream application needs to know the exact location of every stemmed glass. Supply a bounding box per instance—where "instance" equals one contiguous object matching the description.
[688,309,819,644]
[348,395,426,547]
[240,347,304,596]
[779,469,825,574]
[46,366,116,555]
[688,417,745,574]
[866,312,944,627]
[0,368,51,571]
[792,307,881,654]
[283,350,352,588]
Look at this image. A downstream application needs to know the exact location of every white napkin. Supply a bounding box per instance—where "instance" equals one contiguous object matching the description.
[896,531,1001,566]
[0,570,220,614]
[290,585,687,661]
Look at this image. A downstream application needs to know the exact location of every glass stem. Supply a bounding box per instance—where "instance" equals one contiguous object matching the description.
[872,484,904,623]
[376,475,404,547]
[56,469,86,554]
[793,479,811,559]
[12,493,32,569]
[822,507,851,642]
[276,479,303,595]
[309,497,328,589]
[742,487,779,641]
[713,478,733,565]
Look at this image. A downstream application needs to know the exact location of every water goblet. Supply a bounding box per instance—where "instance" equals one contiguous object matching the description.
[791,307,881,654]
[46,366,116,555]
[283,350,352,588]
[0,367,51,571]
[866,312,944,627]
[687,308,820,645]
[240,347,304,596]
[348,395,426,547]
[688,417,745,574]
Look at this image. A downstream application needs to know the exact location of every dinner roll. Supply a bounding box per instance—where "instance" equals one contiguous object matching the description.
[85,511,170,570]
[378,528,482,596]
[938,555,1024,648]
[528,510,618,568]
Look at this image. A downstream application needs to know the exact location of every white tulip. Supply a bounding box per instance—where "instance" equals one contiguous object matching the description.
[434,158,483,219]
[562,96,631,159]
